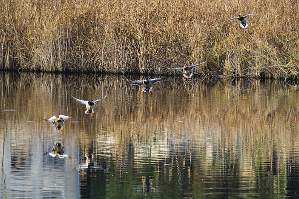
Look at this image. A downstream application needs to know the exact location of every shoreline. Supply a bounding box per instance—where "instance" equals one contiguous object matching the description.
[0,68,298,83]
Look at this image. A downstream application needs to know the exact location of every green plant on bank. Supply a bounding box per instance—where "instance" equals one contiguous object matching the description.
[0,0,298,78]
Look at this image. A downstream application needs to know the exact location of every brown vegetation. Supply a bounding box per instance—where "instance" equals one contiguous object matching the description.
[0,0,298,78]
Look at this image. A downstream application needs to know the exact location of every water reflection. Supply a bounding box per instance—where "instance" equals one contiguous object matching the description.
[0,72,298,198]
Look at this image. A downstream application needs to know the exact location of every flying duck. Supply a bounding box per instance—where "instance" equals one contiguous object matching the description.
[172,64,198,79]
[72,95,107,114]
[130,78,162,92]
[231,14,254,30]
[47,114,70,131]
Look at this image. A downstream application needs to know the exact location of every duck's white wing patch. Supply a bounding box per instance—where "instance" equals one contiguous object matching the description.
[48,152,57,157]
[131,80,144,85]
[149,78,162,84]
[58,154,68,158]
[58,115,70,120]
[72,96,88,105]
[48,152,68,158]
[48,116,57,123]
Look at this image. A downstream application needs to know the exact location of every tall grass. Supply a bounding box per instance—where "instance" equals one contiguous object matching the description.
[0,0,298,78]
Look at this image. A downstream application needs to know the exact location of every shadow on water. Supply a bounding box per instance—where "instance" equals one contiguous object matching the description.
[0,72,298,198]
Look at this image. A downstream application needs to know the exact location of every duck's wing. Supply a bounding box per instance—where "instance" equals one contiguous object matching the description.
[186,64,198,69]
[230,14,253,20]
[72,96,88,105]
[49,152,58,158]
[131,79,145,85]
[170,67,184,70]
[48,116,57,123]
[230,16,239,20]
[149,78,162,84]
[58,115,71,120]
[93,95,107,103]
[244,13,254,17]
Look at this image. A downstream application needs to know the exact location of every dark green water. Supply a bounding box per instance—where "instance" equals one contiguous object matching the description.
[0,73,298,199]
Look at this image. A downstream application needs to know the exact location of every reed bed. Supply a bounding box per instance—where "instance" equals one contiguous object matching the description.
[0,0,298,78]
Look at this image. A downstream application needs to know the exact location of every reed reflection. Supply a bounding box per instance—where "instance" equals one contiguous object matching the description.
[0,73,298,198]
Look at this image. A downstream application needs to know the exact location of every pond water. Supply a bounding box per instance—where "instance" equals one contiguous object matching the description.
[0,73,298,199]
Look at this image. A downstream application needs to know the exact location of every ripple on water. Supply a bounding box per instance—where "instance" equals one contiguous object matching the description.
[0,75,299,198]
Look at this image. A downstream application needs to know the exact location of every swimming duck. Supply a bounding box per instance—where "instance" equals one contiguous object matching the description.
[72,95,107,114]
[51,142,64,155]
[231,14,254,30]
[130,78,162,92]
[48,114,70,131]
[172,64,198,79]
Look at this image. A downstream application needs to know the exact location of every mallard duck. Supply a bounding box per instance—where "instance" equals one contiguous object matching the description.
[48,114,70,131]
[231,14,254,30]
[130,78,162,92]
[172,64,198,79]
[51,142,64,155]
[72,95,107,114]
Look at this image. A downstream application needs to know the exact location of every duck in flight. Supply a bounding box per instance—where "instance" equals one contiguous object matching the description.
[172,64,198,79]
[130,78,162,92]
[72,95,107,114]
[231,14,254,30]
[47,114,70,131]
